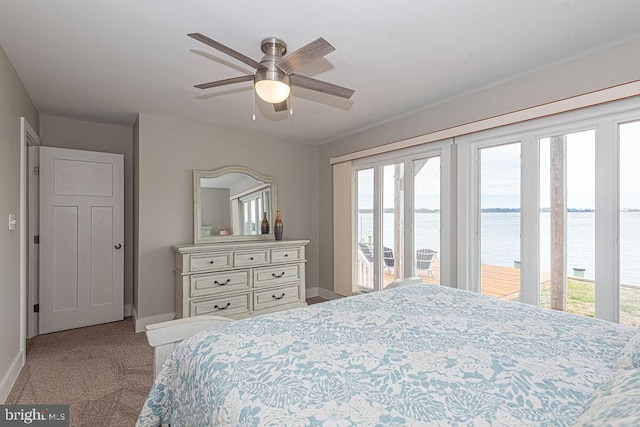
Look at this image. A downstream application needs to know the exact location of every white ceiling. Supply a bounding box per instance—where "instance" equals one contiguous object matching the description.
[1,1,640,145]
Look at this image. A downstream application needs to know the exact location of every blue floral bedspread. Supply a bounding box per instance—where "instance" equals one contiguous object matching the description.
[137,285,634,426]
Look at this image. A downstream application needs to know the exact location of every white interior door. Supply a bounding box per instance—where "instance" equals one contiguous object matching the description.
[39,147,124,334]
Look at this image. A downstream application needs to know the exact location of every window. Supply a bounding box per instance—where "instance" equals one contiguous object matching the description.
[239,188,270,235]
[341,97,640,325]
[352,143,450,292]
[539,131,596,316]
[241,197,260,235]
[619,121,640,326]
[382,163,404,288]
[459,99,640,324]
[414,156,441,284]
[355,168,374,292]
[479,143,521,301]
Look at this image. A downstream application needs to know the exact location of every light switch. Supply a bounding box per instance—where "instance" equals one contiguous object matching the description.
[8,214,17,231]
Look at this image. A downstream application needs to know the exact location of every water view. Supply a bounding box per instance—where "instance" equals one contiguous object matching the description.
[357,211,640,285]
[356,123,640,326]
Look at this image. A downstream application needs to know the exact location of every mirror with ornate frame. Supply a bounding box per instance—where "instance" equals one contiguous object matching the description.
[193,166,277,243]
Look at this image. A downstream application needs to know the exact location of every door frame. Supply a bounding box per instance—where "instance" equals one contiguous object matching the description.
[20,117,40,358]
[27,145,40,338]
[351,140,453,291]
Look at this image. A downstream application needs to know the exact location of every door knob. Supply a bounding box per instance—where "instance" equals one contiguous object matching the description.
[114,243,122,249]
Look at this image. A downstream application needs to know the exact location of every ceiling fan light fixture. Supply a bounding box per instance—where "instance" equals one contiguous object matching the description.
[189,33,354,112]
[254,68,291,104]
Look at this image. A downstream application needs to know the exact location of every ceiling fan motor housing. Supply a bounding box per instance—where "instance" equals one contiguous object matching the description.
[257,37,288,79]
[261,37,287,55]
[255,66,290,86]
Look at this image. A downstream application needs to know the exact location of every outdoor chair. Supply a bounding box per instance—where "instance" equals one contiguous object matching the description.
[357,242,375,289]
[416,248,437,278]
[358,242,374,263]
[383,246,395,273]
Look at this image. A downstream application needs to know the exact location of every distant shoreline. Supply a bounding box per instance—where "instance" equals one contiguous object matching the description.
[357,208,640,213]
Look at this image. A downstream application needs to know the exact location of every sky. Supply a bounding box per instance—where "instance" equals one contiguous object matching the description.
[481,124,640,209]
[479,131,597,209]
[357,120,640,210]
[620,121,640,210]
[356,156,441,210]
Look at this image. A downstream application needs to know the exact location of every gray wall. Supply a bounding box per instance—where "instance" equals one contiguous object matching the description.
[0,44,38,396]
[318,37,640,291]
[134,114,319,319]
[39,115,134,310]
[200,187,231,235]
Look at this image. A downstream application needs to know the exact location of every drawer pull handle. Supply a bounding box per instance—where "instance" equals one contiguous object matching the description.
[214,279,231,286]
[209,261,215,264]
[272,293,286,300]
[214,302,231,310]
[250,257,254,261]
[284,254,289,257]
[272,272,286,278]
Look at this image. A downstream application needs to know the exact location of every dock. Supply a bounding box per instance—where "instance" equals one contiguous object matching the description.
[383,258,550,300]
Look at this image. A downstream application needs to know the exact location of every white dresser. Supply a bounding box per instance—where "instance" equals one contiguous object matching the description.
[172,239,309,319]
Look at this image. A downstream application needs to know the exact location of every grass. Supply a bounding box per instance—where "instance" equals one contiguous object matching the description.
[539,279,640,326]
[620,285,640,327]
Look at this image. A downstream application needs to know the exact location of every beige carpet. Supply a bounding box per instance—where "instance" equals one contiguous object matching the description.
[6,318,153,426]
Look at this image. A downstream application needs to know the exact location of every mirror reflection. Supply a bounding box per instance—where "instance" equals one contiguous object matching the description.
[199,174,271,237]
[194,167,276,243]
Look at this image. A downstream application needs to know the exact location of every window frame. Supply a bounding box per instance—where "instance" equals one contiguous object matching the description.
[340,96,640,323]
[352,140,453,290]
[457,97,640,322]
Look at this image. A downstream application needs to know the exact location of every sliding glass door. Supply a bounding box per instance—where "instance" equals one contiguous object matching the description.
[414,156,441,285]
[355,168,375,292]
[355,162,407,292]
[382,164,405,288]
[479,143,521,301]
[540,130,596,317]
[539,130,596,316]
[459,101,640,324]
[348,100,640,324]
[619,121,640,326]
[465,129,602,318]
[352,143,450,292]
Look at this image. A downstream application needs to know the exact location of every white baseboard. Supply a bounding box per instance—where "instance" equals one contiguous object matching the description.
[306,287,343,301]
[124,304,132,317]
[133,306,175,333]
[0,351,24,403]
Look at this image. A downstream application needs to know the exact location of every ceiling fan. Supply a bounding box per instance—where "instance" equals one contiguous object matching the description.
[188,33,355,112]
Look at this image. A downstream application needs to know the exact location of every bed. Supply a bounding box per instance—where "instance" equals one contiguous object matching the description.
[137,283,640,426]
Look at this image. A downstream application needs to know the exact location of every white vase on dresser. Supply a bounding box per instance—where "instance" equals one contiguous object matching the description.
[173,239,309,319]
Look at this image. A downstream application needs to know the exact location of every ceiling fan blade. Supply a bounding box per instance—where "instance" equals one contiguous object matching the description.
[194,75,254,90]
[188,33,265,70]
[290,74,354,99]
[273,100,288,112]
[277,38,335,74]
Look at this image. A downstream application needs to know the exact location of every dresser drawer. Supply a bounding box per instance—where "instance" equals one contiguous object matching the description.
[271,247,302,263]
[234,250,269,266]
[254,264,301,287]
[190,270,251,298]
[190,252,233,272]
[191,292,251,317]
[254,283,301,311]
